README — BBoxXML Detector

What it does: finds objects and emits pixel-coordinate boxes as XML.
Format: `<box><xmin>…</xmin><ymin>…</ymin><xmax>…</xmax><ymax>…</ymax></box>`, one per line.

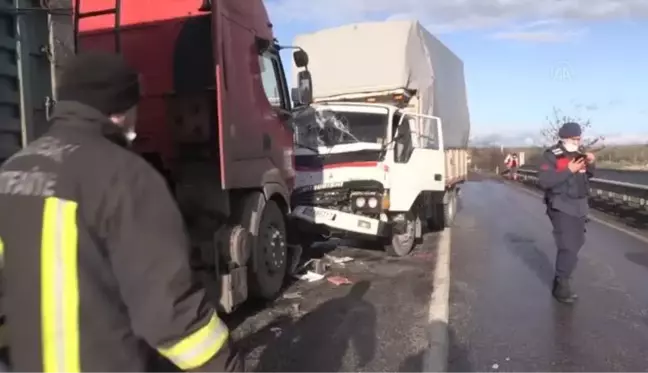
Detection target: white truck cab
<box><xmin>290</xmin><ymin>100</ymin><xmax>447</xmax><ymax>256</ymax></box>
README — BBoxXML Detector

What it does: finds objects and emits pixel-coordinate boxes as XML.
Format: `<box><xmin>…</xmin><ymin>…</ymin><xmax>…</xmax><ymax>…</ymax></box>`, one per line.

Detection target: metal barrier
<box><xmin>515</xmin><ymin>168</ymin><xmax>648</xmax><ymax>210</ymax></box>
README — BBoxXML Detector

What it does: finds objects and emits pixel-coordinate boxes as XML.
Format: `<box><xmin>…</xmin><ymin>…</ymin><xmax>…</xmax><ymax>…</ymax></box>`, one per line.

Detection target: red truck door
<box><xmin>211</xmin><ymin>0</ymin><xmax>295</xmax><ymax>191</ymax></box>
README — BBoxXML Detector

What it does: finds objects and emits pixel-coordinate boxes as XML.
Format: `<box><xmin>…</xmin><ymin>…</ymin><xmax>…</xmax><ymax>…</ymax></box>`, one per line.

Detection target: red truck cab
<box><xmin>71</xmin><ymin>0</ymin><xmax>313</xmax><ymax>312</ymax></box>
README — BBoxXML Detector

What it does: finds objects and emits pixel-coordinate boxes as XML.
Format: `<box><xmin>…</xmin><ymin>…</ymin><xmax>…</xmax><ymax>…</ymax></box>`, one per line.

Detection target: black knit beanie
<box><xmin>558</xmin><ymin>122</ymin><xmax>582</xmax><ymax>138</ymax></box>
<box><xmin>57</xmin><ymin>51</ymin><xmax>140</xmax><ymax>116</ymax></box>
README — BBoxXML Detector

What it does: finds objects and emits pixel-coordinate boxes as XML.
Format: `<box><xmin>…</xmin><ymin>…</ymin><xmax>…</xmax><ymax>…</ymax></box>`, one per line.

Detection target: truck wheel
<box><xmin>428</xmin><ymin>190</ymin><xmax>457</xmax><ymax>230</ymax></box>
<box><xmin>249</xmin><ymin>201</ymin><xmax>288</xmax><ymax>300</ymax></box>
<box><xmin>385</xmin><ymin>213</ymin><xmax>418</xmax><ymax>257</ymax></box>
<box><xmin>443</xmin><ymin>190</ymin><xmax>458</xmax><ymax>227</ymax></box>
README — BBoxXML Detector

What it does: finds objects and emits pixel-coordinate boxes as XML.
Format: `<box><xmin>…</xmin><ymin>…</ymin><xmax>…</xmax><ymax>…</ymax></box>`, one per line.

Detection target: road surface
<box><xmin>225</xmin><ymin>174</ymin><xmax>648</xmax><ymax>372</ymax></box>
<box><xmin>229</xmin><ymin>234</ymin><xmax>444</xmax><ymax>372</ymax></box>
<box><xmin>449</xmin><ymin>175</ymin><xmax>648</xmax><ymax>371</ymax></box>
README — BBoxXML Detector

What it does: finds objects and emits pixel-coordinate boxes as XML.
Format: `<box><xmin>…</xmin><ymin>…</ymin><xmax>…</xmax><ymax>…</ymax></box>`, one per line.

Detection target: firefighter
<box><xmin>0</xmin><ymin>52</ymin><xmax>243</xmax><ymax>371</ymax></box>
<box><xmin>538</xmin><ymin>122</ymin><xmax>595</xmax><ymax>303</ymax></box>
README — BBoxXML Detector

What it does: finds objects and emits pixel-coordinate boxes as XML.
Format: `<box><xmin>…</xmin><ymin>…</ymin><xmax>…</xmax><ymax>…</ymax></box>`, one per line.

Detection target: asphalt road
<box><xmin>228</xmin><ymin>234</ymin><xmax>442</xmax><ymax>372</ymax></box>
<box><xmin>449</xmin><ymin>175</ymin><xmax>648</xmax><ymax>371</ymax></box>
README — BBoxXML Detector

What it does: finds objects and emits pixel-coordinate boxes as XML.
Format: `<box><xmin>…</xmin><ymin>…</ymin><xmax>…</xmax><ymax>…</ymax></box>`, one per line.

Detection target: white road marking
<box><xmin>424</xmin><ymin>228</ymin><xmax>452</xmax><ymax>372</ymax></box>
<box><xmin>514</xmin><ymin>182</ymin><xmax>648</xmax><ymax>245</ymax></box>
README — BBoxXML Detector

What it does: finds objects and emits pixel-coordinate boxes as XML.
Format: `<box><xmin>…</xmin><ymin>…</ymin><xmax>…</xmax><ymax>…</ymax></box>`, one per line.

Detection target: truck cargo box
<box><xmin>293</xmin><ymin>20</ymin><xmax>471</xmax><ymax>149</ymax></box>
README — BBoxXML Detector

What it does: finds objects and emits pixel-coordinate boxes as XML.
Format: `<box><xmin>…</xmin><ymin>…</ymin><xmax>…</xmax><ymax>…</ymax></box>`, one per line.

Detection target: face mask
<box><xmin>111</xmin><ymin>106</ymin><xmax>138</xmax><ymax>145</ymax></box>
<box><xmin>562</xmin><ymin>140</ymin><xmax>579</xmax><ymax>152</ymax></box>
<box><xmin>124</xmin><ymin>129</ymin><xmax>137</xmax><ymax>143</ymax></box>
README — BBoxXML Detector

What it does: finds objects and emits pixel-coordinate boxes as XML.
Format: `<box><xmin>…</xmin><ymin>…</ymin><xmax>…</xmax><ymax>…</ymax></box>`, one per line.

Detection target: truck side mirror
<box><xmin>296</xmin><ymin>70</ymin><xmax>313</xmax><ymax>105</ymax></box>
<box><xmin>293</xmin><ymin>49</ymin><xmax>309</xmax><ymax>68</ymax></box>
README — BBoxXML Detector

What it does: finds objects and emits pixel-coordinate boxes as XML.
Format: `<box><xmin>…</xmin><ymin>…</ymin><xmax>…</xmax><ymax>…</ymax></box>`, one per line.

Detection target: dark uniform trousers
<box><xmin>547</xmin><ymin>208</ymin><xmax>586</xmax><ymax>279</ymax></box>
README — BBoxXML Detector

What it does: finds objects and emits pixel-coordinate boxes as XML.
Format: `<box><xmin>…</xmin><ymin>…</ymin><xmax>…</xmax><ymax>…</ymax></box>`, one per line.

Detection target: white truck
<box><xmin>289</xmin><ymin>20</ymin><xmax>471</xmax><ymax>256</ymax></box>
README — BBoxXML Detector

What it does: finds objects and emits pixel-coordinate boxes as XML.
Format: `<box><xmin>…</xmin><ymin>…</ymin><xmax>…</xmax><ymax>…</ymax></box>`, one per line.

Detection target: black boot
<box><xmin>552</xmin><ymin>276</ymin><xmax>578</xmax><ymax>303</ymax></box>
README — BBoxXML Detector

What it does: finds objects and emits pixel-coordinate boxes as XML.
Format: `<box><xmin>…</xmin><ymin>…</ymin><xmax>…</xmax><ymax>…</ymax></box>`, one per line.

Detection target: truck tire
<box><xmin>385</xmin><ymin>212</ymin><xmax>419</xmax><ymax>257</ymax></box>
<box><xmin>248</xmin><ymin>200</ymin><xmax>288</xmax><ymax>300</ymax></box>
<box><xmin>428</xmin><ymin>189</ymin><xmax>457</xmax><ymax>230</ymax></box>
<box><xmin>443</xmin><ymin>190</ymin><xmax>457</xmax><ymax>227</ymax></box>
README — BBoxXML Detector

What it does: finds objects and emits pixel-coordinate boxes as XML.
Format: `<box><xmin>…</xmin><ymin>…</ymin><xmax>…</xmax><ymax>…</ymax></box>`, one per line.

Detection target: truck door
<box><xmin>212</xmin><ymin>0</ymin><xmax>294</xmax><ymax>190</ymax></box>
<box><xmin>0</xmin><ymin>1</ymin><xmax>53</xmax><ymax>162</ymax></box>
<box><xmin>257</xmin><ymin>49</ymin><xmax>295</xmax><ymax>186</ymax></box>
<box><xmin>387</xmin><ymin>112</ymin><xmax>445</xmax><ymax>211</ymax></box>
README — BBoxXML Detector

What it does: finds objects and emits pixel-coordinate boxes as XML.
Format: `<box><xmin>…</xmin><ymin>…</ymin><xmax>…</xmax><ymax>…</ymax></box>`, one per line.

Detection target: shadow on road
<box><xmin>238</xmin><ymin>280</ymin><xmax>377</xmax><ymax>372</ymax></box>
<box><xmin>504</xmin><ymin>232</ymin><xmax>555</xmax><ymax>289</ymax></box>
<box><xmin>398</xmin><ymin>324</ymin><xmax>472</xmax><ymax>372</ymax></box>
<box><xmin>447</xmin><ymin>326</ymin><xmax>473</xmax><ymax>372</ymax></box>
<box><xmin>625</xmin><ymin>252</ymin><xmax>648</xmax><ymax>270</ymax></box>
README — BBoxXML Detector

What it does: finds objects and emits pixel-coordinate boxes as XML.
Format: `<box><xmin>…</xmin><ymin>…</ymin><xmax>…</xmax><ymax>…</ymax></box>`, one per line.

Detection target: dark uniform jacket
<box><xmin>0</xmin><ymin>101</ymin><xmax>230</xmax><ymax>372</ymax></box>
<box><xmin>538</xmin><ymin>143</ymin><xmax>595</xmax><ymax>217</ymax></box>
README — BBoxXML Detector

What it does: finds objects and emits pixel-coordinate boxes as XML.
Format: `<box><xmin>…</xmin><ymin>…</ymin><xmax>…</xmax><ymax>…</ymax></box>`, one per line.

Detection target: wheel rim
<box><xmin>262</xmin><ymin>224</ymin><xmax>286</xmax><ymax>273</ymax></box>
<box><xmin>393</xmin><ymin>218</ymin><xmax>415</xmax><ymax>251</ymax></box>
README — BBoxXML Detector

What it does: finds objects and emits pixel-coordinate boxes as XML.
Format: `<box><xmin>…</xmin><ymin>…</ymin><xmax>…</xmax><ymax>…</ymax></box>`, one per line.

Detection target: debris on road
<box><xmin>327</xmin><ymin>275</ymin><xmax>352</xmax><ymax>286</ymax></box>
<box><xmin>492</xmin><ymin>363</ymin><xmax>499</xmax><ymax>370</ymax></box>
<box><xmin>413</xmin><ymin>252</ymin><xmax>435</xmax><ymax>260</ymax></box>
<box><xmin>282</xmin><ymin>291</ymin><xmax>302</xmax><ymax>300</ymax></box>
<box><xmin>325</xmin><ymin>254</ymin><xmax>354</xmax><ymax>265</ymax></box>
<box><xmin>295</xmin><ymin>258</ymin><xmax>329</xmax><ymax>275</ymax></box>
<box><xmin>298</xmin><ymin>271</ymin><xmax>325</xmax><ymax>282</ymax></box>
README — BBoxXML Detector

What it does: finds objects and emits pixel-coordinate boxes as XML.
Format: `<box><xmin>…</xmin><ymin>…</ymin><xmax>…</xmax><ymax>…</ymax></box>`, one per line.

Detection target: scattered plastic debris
<box><xmin>327</xmin><ymin>276</ymin><xmax>352</xmax><ymax>286</ymax></box>
<box><xmin>270</xmin><ymin>327</ymin><xmax>282</xmax><ymax>337</ymax></box>
<box><xmin>295</xmin><ymin>258</ymin><xmax>329</xmax><ymax>275</ymax></box>
<box><xmin>325</xmin><ymin>254</ymin><xmax>354</xmax><ymax>265</ymax></box>
<box><xmin>413</xmin><ymin>252</ymin><xmax>435</xmax><ymax>260</ymax></box>
<box><xmin>492</xmin><ymin>363</ymin><xmax>499</xmax><ymax>370</ymax></box>
<box><xmin>505</xmin><ymin>357</ymin><xmax>510</xmax><ymax>361</ymax></box>
<box><xmin>282</xmin><ymin>291</ymin><xmax>302</xmax><ymax>300</ymax></box>
<box><xmin>298</xmin><ymin>271</ymin><xmax>325</xmax><ymax>282</ymax></box>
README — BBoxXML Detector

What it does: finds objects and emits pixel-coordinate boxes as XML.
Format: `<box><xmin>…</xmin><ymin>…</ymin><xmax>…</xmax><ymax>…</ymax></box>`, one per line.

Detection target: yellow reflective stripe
<box><xmin>41</xmin><ymin>197</ymin><xmax>80</xmax><ymax>373</ymax></box>
<box><xmin>157</xmin><ymin>312</ymin><xmax>229</xmax><ymax>370</ymax></box>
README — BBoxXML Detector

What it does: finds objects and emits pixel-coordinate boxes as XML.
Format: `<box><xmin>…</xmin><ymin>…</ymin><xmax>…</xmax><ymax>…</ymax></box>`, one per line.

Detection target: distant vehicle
<box><xmin>289</xmin><ymin>20</ymin><xmax>471</xmax><ymax>256</ymax></box>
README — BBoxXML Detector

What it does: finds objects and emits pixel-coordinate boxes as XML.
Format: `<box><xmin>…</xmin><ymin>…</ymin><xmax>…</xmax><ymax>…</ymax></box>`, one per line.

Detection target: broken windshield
<box><xmin>293</xmin><ymin>106</ymin><xmax>389</xmax><ymax>149</ymax></box>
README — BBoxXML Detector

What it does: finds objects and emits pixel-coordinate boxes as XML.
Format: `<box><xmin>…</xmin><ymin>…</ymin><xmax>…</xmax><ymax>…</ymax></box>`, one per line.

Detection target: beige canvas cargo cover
<box><xmin>293</xmin><ymin>20</ymin><xmax>471</xmax><ymax>148</ymax></box>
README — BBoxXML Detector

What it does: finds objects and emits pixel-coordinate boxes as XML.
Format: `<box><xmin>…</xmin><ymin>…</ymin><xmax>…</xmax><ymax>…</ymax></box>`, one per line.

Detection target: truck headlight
<box><xmin>355</xmin><ymin>196</ymin><xmax>366</xmax><ymax>208</ymax></box>
<box><xmin>367</xmin><ymin>196</ymin><xmax>378</xmax><ymax>208</ymax></box>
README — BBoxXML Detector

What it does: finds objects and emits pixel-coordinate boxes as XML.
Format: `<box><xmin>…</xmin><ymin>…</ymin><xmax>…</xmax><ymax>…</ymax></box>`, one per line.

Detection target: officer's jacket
<box><xmin>0</xmin><ymin>101</ymin><xmax>228</xmax><ymax>371</ymax></box>
<box><xmin>538</xmin><ymin>144</ymin><xmax>595</xmax><ymax>217</ymax></box>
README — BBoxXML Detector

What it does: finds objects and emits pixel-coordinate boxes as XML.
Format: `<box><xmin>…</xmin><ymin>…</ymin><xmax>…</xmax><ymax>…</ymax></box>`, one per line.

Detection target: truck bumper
<box><xmin>291</xmin><ymin>205</ymin><xmax>391</xmax><ymax>237</ymax></box>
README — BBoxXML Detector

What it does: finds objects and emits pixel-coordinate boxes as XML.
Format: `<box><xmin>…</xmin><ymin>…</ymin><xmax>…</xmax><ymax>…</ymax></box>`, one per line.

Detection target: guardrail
<box><xmin>514</xmin><ymin>168</ymin><xmax>648</xmax><ymax>210</ymax></box>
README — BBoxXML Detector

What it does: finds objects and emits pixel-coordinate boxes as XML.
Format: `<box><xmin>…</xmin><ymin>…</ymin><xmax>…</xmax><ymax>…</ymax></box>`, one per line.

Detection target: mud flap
<box><xmin>218</xmin><ymin>267</ymin><xmax>248</xmax><ymax>313</ymax></box>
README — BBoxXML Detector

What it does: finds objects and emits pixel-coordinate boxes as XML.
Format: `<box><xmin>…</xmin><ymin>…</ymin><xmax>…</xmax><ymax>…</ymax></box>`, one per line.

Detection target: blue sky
<box><xmin>265</xmin><ymin>0</ymin><xmax>648</xmax><ymax>143</ymax></box>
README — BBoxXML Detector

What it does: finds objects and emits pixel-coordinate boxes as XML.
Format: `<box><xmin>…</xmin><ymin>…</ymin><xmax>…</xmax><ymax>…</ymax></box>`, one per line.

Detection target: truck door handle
<box><xmin>263</xmin><ymin>133</ymin><xmax>271</xmax><ymax>150</ymax></box>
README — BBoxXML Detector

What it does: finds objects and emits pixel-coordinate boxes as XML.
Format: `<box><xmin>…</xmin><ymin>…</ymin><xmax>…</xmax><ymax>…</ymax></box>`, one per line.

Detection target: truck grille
<box><xmin>292</xmin><ymin>188</ymin><xmax>349</xmax><ymax>207</ymax></box>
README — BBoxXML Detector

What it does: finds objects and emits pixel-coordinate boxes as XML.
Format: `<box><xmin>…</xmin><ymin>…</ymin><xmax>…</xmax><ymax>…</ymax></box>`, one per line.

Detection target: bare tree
<box><xmin>540</xmin><ymin>107</ymin><xmax>604</xmax><ymax>150</ymax></box>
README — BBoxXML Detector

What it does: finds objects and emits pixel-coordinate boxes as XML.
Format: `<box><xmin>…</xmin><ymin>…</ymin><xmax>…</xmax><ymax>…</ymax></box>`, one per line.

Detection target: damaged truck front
<box><xmin>289</xmin><ymin>20</ymin><xmax>471</xmax><ymax>256</ymax></box>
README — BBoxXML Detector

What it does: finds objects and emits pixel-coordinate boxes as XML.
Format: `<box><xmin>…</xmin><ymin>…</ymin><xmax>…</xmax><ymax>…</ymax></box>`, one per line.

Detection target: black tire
<box><xmin>443</xmin><ymin>191</ymin><xmax>457</xmax><ymax>227</ymax></box>
<box><xmin>385</xmin><ymin>212</ymin><xmax>418</xmax><ymax>257</ymax></box>
<box><xmin>248</xmin><ymin>201</ymin><xmax>288</xmax><ymax>300</ymax></box>
<box><xmin>427</xmin><ymin>190</ymin><xmax>457</xmax><ymax>230</ymax></box>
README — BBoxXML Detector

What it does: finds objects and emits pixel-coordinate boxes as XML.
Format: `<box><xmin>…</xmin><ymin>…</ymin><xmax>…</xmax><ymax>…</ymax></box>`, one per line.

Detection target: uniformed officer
<box><xmin>538</xmin><ymin>122</ymin><xmax>595</xmax><ymax>303</ymax></box>
<box><xmin>0</xmin><ymin>52</ymin><xmax>242</xmax><ymax>371</ymax></box>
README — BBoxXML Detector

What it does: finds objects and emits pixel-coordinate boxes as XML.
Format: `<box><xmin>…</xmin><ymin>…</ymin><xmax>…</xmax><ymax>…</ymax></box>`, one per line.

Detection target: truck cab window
<box><xmin>259</xmin><ymin>53</ymin><xmax>287</xmax><ymax>110</ymax></box>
